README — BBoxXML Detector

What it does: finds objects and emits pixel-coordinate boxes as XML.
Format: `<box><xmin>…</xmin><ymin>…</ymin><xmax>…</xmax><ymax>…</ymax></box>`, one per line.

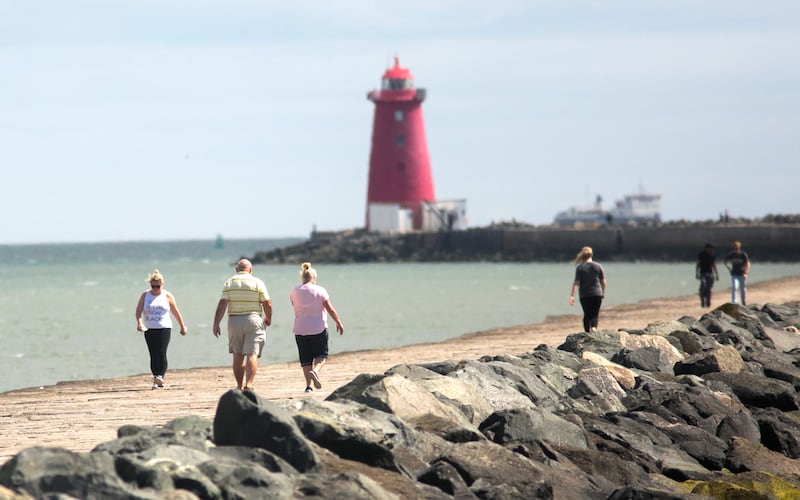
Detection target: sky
<box><xmin>1</xmin><ymin>1</ymin><xmax>799</xmax><ymax>244</ymax></box>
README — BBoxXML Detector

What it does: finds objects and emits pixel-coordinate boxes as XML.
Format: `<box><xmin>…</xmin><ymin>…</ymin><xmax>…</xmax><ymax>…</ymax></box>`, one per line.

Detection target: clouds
<box><xmin>1</xmin><ymin>2</ymin><xmax>798</xmax><ymax>243</ymax></box>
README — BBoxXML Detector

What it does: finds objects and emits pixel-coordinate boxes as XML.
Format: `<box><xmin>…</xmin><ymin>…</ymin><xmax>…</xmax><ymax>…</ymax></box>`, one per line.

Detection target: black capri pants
<box><xmin>294</xmin><ymin>330</ymin><xmax>329</xmax><ymax>367</ymax></box>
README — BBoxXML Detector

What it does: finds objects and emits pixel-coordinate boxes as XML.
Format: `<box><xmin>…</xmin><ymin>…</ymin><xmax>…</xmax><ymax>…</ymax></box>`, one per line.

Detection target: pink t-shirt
<box><xmin>290</xmin><ymin>283</ymin><xmax>330</xmax><ymax>335</ymax></box>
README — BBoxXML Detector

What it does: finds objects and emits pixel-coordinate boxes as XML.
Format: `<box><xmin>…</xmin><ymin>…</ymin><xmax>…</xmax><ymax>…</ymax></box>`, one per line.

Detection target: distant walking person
<box><xmin>290</xmin><ymin>262</ymin><xmax>344</xmax><ymax>393</ymax></box>
<box><xmin>569</xmin><ymin>246</ymin><xmax>607</xmax><ymax>332</ymax></box>
<box><xmin>724</xmin><ymin>241</ymin><xmax>750</xmax><ymax>305</ymax></box>
<box><xmin>213</xmin><ymin>259</ymin><xmax>272</xmax><ymax>391</ymax></box>
<box><xmin>135</xmin><ymin>269</ymin><xmax>188</xmax><ymax>389</ymax></box>
<box><xmin>696</xmin><ymin>243</ymin><xmax>719</xmax><ymax>307</ymax></box>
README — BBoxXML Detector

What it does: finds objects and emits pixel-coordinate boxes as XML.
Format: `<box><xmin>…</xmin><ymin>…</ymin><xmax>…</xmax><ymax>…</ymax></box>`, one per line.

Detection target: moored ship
<box><xmin>554</xmin><ymin>192</ymin><xmax>661</xmax><ymax>226</ymax></box>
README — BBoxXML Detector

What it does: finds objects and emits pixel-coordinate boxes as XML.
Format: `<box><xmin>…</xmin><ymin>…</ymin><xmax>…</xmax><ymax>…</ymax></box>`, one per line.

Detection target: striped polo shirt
<box><xmin>221</xmin><ymin>272</ymin><xmax>270</xmax><ymax>315</ymax></box>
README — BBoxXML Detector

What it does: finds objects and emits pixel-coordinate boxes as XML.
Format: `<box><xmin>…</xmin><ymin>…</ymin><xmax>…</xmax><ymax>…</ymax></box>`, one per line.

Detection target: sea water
<box><xmin>0</xmin><ymin>238</ymin><xmax>797</xmax><ymax>393</ymax></box>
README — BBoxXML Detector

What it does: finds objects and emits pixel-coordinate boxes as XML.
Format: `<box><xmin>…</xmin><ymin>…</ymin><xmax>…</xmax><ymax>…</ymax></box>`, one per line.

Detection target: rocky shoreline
<box><xmin>3</xmin><ymin>300</ymin><xmax>800</xmax><ymax>498</ymax></box>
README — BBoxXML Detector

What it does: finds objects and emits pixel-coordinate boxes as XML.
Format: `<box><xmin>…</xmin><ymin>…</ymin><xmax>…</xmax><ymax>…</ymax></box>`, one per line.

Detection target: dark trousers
<box><xmin>579</xmin><ymin>296</ymin><xmax>603</xmax><ymax>332</ymax></box>
<box><xmin>144</xmin><ymin>328</ymin><xmax>171</xmax><ymax>377</ymax></box>
<box><xmin>699</xmin><ymin>273</ymin><xmax>715</xmax><ymax>307</ymax></box>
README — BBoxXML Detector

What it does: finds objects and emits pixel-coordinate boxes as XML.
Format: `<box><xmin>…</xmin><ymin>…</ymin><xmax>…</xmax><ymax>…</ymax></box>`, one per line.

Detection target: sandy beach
<box><xmin>1</xmin><ymin>276</ymin><xmax>798</xmax><ymax>465</ymax></box>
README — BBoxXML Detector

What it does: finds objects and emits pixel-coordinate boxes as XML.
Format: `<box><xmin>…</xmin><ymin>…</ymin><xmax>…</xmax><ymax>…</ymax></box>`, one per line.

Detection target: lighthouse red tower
<box><xmin>366</xmin><ymin>57</ymin><xmax>435</xmax><ymax>230</ymax></box>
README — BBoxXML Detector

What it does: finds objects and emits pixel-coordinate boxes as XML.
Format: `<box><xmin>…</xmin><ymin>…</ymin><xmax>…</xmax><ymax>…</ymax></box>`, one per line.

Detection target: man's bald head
<box><xmin>236</xmin><ymin>259</ymin><xmax>253</xmax><ymax>273</ymax></box>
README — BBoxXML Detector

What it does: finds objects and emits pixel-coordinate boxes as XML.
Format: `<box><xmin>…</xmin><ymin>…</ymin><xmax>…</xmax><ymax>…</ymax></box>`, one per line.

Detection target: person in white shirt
<box><xmin>135</xmin><ymin>269</ymin><xmax>187</xmax><ymax>389</ymax></box>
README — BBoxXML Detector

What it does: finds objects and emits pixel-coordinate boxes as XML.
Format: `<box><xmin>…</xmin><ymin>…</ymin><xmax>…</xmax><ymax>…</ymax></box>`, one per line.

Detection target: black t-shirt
<box><xmin>574</xmin><ymin>261</ymin><xmax>605</xmax><ymax>298</ymax></box>
<box><xmin>697</xmin><ymin>251</ymin><xmax>716</xmax><ymax>274</ymax></box>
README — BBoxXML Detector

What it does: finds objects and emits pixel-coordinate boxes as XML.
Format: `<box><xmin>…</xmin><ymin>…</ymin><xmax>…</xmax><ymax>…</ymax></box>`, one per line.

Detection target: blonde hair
<box><xmin>573</xmin><ymin>246</ymin><xmax>593</xmax><ymax>265</ymax></box>
<box><xmin>300</xmin><ymin>261</ymin><xmax>317</xmax><ymax>283</ymax></box>
<box><xmin>147</xmin><ymin>269</ymin><xmax>164</xmax><ymax>284</ymax></box>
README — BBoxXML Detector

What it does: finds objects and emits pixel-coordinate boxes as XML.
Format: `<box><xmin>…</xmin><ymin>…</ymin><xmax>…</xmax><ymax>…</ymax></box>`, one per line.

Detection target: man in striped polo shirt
<box><xmin>213</xmin><ymin>259</ymin><xmax>272</xmax><ymax>391</ymax></box>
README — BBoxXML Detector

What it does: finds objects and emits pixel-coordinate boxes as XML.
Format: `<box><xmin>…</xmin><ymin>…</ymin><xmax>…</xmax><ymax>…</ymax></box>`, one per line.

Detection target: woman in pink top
<box><xmin>289</xmin><ymin>262</ymin><xmax>344</xmax><ymax>393</ymax></box>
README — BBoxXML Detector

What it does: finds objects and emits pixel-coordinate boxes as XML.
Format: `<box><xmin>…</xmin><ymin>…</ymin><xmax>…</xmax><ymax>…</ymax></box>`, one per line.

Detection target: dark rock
<box><xmin>753</xmin><ymin>408</ymin><xmax>800</xmax><ymax>458</ymax></box>
<box><xmin>282</xmin><ymin>398</ymin><xmax>438</xmax><ymax>475</ymax></box>
<box><xmin>725</xmin><ymin>436</ymin><xmax>800</xmax><ymax>478</ymax></box>
<box><xmin>627</xmin><ymin>411</ymin><xmax>727</xmax><ymax>470</ymax></box>
<box><xmin>479</xmin><ymin>407</ymin><xmax>588</xmax><ymax>450</ymax></box>
<box><xmin>558</xmin><ymin>446</ymin><xmax>652</xmax><ymax>489</ymax></box>
<box><xmin>607</xmin><ymin>486</ymin><xmax>708</xmax><ymax>499</ymax></box>
<box><xmin>208</xmin><ymin>446</ymin><xmax>299</xmax><ymax>475</ymax></box>
<box><xmin>212</xmin><ymin>389</ymin><xmax>319</xmax><ymax>472</ymax></box>
<box><xmin>716</xmin><ymin>411</ymin><xmax>761</xmax><ymax>443</ymax></box>
<box><xmin>529</xmin><ymin>343</ymin><xmax>588</xmax><ymax>372</ymax></box>
<box><xmin>325</xmin><ymin>373</ymin><xmax>390</xmax><ymax>412</ymax></box>
<box><xmin>95</xmin><ymin>416</ymin><xmax>213</xmax><ymax>457</ymax></box>
<box><xmin>0</xmin><ymin>447</ymin><xmax>143</xmax><ymax>499</ymax></box>
<box><xmin>293</xmin><ymin>470</ymin><xmax>401</xmax><ymax>500</ymax></box>
<box><xmin>196</xmin><ymin>456</ymin><xmax>295</xmax><ymax>499</ymax></box>
<box><xmin>613</xmin><ymin>347</ymin><xmax>674</xmax><ymax>373</ymax></box>
<box><xmin>432</xmin><ymin>441</ymin><xmax>551</xmax><ymax>499</ymax></box>
<box><xmin>761</xmin><ymin>303</ymin><xmax>800</xmax><ymax>328</ymax></box>
<box><xmin>558</xmin><ymin>330</ymin><xmax>623</xmax><ymax>360</ymax></box>
<box><xmin>741</xmin><ymin>346</ymin><xmax>800</xmax><ymax>389</ymax></box>
<box><xmin>703</xmin><ymin>372</ymin><xmax>800</xmax><ymax>411</ymax></box>
<box><xmin>416</xmin><ymin>359</ymin><xmax>462</xmax><ymax>375</ymax></box>
<box><xmin>416</xmin><ymin>461</ymin><xmax>476</xmax><ymax>498</ymax></box>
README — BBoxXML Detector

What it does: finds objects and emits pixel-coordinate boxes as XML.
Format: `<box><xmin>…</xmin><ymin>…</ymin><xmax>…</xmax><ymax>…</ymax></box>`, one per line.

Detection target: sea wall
<box><xmin>252</xmin><ymin>224</ymin><xmax>800</xmax><ymax>263</ymax></box>
<box><xmin>434</xmin><ymin>224</ymin><xmax>800</xmax><ymax>261</ymax></box>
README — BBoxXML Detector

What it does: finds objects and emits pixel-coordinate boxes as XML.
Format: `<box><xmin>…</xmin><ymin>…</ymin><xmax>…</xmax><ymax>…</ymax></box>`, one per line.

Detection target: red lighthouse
<box><xmin>366</xmin><ymin>57</ymin><xmax>435</xmax><ymax>230</ymax></box>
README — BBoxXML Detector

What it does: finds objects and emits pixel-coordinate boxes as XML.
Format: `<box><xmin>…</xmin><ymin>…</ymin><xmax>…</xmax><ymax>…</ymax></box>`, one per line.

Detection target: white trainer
<box><xmin>309</xmin><ymin>370</ymin><xmax>322</xmax><ymax>389</ymax></box>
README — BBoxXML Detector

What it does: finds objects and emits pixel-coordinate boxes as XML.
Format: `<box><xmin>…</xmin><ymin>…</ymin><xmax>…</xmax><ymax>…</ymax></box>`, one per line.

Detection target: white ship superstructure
<box><xmin>554</xmin><ymin>191</ymin><xmax>661</xmax><ymax>226</ymax></box>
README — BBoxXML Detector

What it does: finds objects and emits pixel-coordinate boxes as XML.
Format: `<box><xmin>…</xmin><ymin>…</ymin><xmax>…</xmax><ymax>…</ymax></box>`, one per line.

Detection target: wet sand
<box><xmin>1</xmin><ymin>276</ymin><xmax>798</xmax><ymax>464</ymax></box>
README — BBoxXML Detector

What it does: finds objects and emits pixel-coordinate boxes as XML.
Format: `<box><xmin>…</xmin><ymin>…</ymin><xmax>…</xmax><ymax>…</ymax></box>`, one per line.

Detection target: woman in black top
<box><xmin>569</xmin><ymin>246</ymin><xmax>607</xmax><ymax>332</ymax></box>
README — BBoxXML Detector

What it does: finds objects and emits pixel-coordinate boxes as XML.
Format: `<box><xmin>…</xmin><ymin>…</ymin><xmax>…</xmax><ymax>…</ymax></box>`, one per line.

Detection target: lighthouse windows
<box><xmin>395</xmin><ymin>135</ymin><xmax>405</xmax><ymax>147</ymax></box>
<box><xmin>394</xmin><ymin>110</ymin><xmax>404</xmax><ymax>122</ymax></box>
<box><xmin>382</xmin><ymin>78</ymin><xmax>413</xmax><ymax>90</ymax></box>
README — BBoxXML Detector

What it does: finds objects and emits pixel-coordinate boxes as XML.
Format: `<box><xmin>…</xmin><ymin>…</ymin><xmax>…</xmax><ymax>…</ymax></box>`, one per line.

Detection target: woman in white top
<box><xmin>135</xmin><ymin>269</ymin><xmax>187</xmax><ymax>389</ymax></box>
<box><xmin>289</xmin><ymin>262</ymin><xmax>344</xmax><ymax>393</ymax></box>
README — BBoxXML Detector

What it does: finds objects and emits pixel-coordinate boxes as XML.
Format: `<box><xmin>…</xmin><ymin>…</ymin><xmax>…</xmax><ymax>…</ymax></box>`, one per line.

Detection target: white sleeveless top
<box><xmin>142</xmin><ymin>290</ymin><xmax>172</xmax><ymax>329</ymax></box>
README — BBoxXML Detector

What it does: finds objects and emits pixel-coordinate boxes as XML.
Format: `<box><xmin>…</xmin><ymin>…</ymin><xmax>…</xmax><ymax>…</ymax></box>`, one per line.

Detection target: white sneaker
<box><xmin>309</xmin><ymin>370</ymin><xmax>322</xmax><ymax>389</ymax></box>
<box><xmin>155</xmin><ymin>375</ymin><xmax>164</xmax><ymax>387</ymax></box>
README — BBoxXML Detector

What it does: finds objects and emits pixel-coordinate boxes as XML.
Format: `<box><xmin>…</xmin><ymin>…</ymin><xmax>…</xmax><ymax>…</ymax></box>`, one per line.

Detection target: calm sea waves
<box><xmin>0</xmin><ymin>238</ymin><xmax>798</xmax><ymax>393</ymax></box>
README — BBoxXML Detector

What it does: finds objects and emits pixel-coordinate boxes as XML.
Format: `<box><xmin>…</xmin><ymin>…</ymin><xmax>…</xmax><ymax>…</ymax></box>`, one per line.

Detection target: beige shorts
<box><xmin>227</xmin><ymin>313</ymin><xmax>266</xmax><ymax>357</ymax></box>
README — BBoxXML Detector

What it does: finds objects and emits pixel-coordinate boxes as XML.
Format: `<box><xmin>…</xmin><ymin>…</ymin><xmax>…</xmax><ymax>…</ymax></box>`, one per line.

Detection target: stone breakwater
<box><xmin>251</xmin><ymin>223</ymin><xmax>800</xmax><ymax>263</ymax></box>
<box><xmin>3</xmin><ymin>303</ymin><xmax>800</xmax><ymax>498</ymax></box>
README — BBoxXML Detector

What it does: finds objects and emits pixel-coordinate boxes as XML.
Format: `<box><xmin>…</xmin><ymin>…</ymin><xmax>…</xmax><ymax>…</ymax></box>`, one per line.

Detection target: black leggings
<box><xmin>144</xmin><ymin>328</ymin><xmax>171</xmax><ymax>377</ymax></box>
<box><xmin>579</xmin><ymin>296</ymin><xmax>603</xmax><ymax>332</ymax></box>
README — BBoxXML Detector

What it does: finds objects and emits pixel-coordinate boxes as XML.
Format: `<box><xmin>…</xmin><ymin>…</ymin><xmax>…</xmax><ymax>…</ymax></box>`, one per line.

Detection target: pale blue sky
<box><xmin>1</xmin><ymin>1</ymin><xmax>798</xmax><ymax>243</ymax></box>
